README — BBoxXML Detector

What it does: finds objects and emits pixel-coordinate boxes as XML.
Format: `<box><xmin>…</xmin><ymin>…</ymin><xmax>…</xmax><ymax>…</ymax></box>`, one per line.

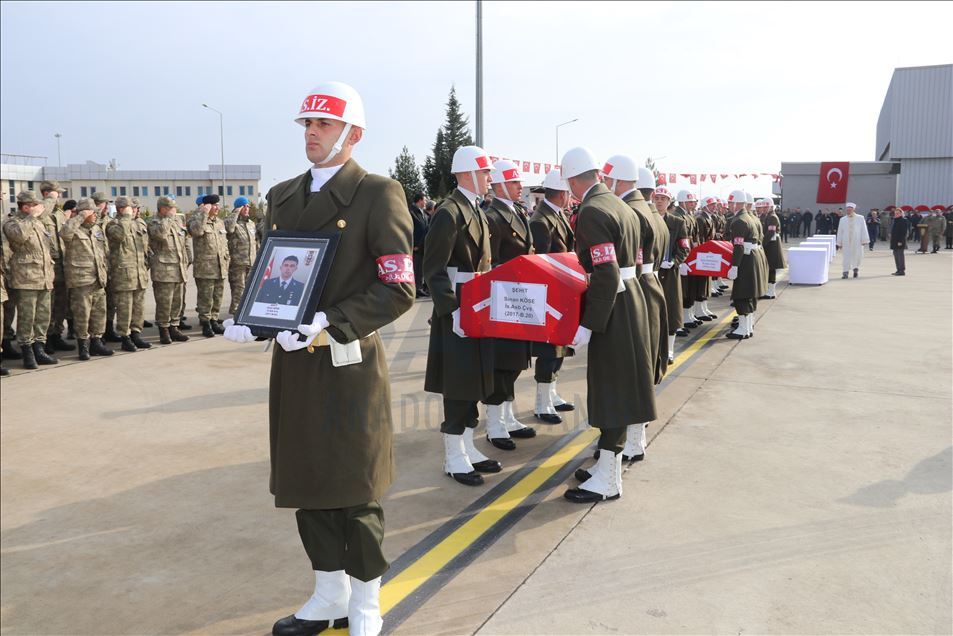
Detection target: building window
<box><xmin>185</xmin><ymin>186</ymin><xmax>191</xmax><ymax>196</ymax></box>
<box><xmin>120</xmin><ymin>186</ymin><xmax>127</xmax><ymax>196</ymax></box>
<box><xmin>90</xmin><ymin>187</ymin><xmax>97</xmax><ymax>194</ymax></box>
<box><xmin>247</xmin><ymin>185</ymin><xmax>254</xmax><ymax>196</ymax></box>
<box><xmin>226</xmin><ymin>185</ymin><xmax>233</xmax><ymax>196</ymax></box>
<box><xmin>133</xmin><ymin>186</ymin><xmax>140</xmax><ymax>196</ymax></box>
<box><xmin>154</xmin><ymin>186</ymin><xmax>161</xmax><ymax>196</ymax></box>
<box><xmin>176</xmin><ymin>186</ymin><xmax>183</xmax><ymax>197</ymax></box>
<box><xmin>163</xmin><ymin>186</ymin><xmax>170</xmax><ymax>195</ymax></box>
<box><xmin>218</xmin><ymin>185</ymin><xmax>224</xmax><ymax>196</ymax></box>
<box><xmin>239</xmin><ymin>185</ymin><xmax>245</xmax><ymax>196</ymax></box>
<box><xmin>142</xmin><ymin>185</ymin><xmax>149</xmax><ymax>195</ymax></box>
<box><xmin>111</xmin><ymin>186</ymin><xmax>118</xmax><ymax>196</ymax></box>
<box><xmin>27</xmin><ymin>181</ymin><xmax>34</xmax><ymax>190</ymax></box>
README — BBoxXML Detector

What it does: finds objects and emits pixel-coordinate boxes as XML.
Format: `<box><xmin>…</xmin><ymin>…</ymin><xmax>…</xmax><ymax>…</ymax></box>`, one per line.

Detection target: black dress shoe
<box><xmin>574</xmin><ymin>468</ymin><xmax>592</xmax><ymax>482</ymax></box>
<box><xmin>564</xmin><ymin>487</ymin><xmax>619</xmax><ymax>504</ymax></box>
<box><xmin>554</xmin><ymin>401</ymin><xmax>575</xmax><ymax>412</ymax></box>
<box><xmin>891</xmin><ymin>271</ymin><xmax>905</xmax><ymax>276</ymax></box>
<box><xmin>675</xmin><ymin>329</ymin><xmax>689</xmax><ymax>337</ymax></box>
<box><xmin>535</xmin><ymin>412</ymin><xmax>563</xmax><ymax>424</ymax></box>
<box><xmin>725</xmin><ymin>332</ymin><xmax>748</xmax><ymax>340</ymax></box>
<box><xmin>627</xmin><ymin>453</ymin><xmax>645</xmax><ymax>463</ymax></box>
<box><xmin>684</xmin><ymin>321</ymin><xmax>697</xmax><ymax>329</ymax></box>
<box><xmin>509</xmin><ymin>427</ymin><xmax>536</xmax><ymax>439</ymax></box>
<box><xmin>696</xmin><ymin>314</ymin><xmax>713</xmax><ymax>322</ymax></box>
<box><xmin>272</xmin><ymin>614</ymin><xmax>348</xmax><ymax>636</ymax></box>
<box><xmin>487</xmin><ymin>435</ymin><xmax>516</xmax><ymax>451</ymax></box>
<box><xmin>448</xmin><ymin>470</ymin><xmax>484</xmax><ymax>486</ymax></box>
<box><xmin>706</xmin><ymin>313</ymin><xmax>718</xmax><ymax>319</ymax></box>
<box><xmin>472</xmin><ymin>459</ymin><xmax>502</xmax><ymax>473</ymax></box>
<box><xmin>668</xmin><ymin>356</ymin><xmax>674</xmax><ymax>364</ymax></box>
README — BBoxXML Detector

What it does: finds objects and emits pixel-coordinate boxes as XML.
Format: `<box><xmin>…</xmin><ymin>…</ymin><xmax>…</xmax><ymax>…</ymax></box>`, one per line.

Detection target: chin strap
<box><xmin>315</xmin><ymin>123</ymin><xmax>353</xmax><ymax>165</ymax></box>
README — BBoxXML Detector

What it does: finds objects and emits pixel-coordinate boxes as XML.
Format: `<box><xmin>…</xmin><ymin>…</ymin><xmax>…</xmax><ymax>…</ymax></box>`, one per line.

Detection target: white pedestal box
<box><xmin>788</xmin><ymin>247</ymin><xmax>830</xmax><ymax>285</ymax></box>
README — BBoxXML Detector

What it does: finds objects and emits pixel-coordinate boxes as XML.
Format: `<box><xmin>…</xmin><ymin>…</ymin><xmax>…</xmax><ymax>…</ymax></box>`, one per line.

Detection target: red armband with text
<box><xmin>590</xmin><ymin>243</ymin><xmax>617</xmax><ymax>265</ymax></box>
<box><xmin>376</xmin><ymin>254</ymin><xmax>415</xmax><ymax>284</ymax></box>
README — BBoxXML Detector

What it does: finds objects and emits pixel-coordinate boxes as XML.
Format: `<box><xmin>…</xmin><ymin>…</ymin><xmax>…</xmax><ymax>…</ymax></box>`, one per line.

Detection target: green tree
<box><xmin>645</xmin><ymin>157</ymin><xmax>659</xmax><ymax>185</ymax></box>
<box><xmin>389</xmin><ymin>146</ymin><xmax>425</xmax><ymax>205</ymax></box>
<box><xmin>423</xmin><ymin>86</ymin><xmax>474</xmax><ymax>200</ymax></box>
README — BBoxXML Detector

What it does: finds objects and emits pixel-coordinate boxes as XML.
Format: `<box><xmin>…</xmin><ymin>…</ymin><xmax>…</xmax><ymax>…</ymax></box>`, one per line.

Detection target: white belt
<box><xmin>447</xmin><ymin>266</ymin><xmax>480</xmax><ymax>284</ymax></box>
<box><xmin>640</xmin><ymin>263</ymin><xmax>654</xmax><ymax>275</ymax></box>
<box><xmin>743</xmin><ymin>242</ymin><xmax>762</xmax><ymax>254</ymax></box>
<box><xmin>617</xmin><ymin>265</ymin><xmax>638</xmax><ymax>293</ymax></box>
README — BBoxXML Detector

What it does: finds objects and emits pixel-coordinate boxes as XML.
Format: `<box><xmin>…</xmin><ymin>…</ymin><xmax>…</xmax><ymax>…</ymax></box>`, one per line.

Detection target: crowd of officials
<box><xmin>1</xmin><ymin>181</ymin><xmax>261</xmax><ymax>374</ymax></box>
<box><xmin>778</xmin><ymin>205</ymin><xmax>953</xmax><ymax>252</ymax></box>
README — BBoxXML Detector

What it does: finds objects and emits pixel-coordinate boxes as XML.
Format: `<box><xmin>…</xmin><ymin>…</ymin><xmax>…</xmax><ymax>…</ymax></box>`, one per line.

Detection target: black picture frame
<box><xmin>234</xmin><ymin>230</ymin><xmax>340</xmax><ymax>338</ymax></box>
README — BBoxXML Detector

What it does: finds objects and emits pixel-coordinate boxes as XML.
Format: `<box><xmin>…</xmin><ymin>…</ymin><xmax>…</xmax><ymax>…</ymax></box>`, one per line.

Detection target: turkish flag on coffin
<box><xmin>817</xmin><ymin>161</ymin><xmax>850</xmax><ymax>204</ymax></box>
<box><xmin>684</xmin><ymin>240</ymin><xmax>734</xmax><ymax>277</ymax></box>
<box><xmin>459</xmin><ymin>253</ymin><xmax>588</xmax><ymax>346</ymax></box>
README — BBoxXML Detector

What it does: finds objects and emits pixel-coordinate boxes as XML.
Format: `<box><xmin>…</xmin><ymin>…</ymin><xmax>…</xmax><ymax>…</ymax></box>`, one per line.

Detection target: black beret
<box><xmin>202</xmin><ymin>194</ymin><xmax>221</xmax><ymax>205</ymax></box>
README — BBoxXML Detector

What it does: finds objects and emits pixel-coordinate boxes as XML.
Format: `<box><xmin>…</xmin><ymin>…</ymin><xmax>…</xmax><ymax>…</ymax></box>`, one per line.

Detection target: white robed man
<box><xmin>836</xmin><ymin>202</ymin><xmax>868</xmax><ymax>279</ymax></box>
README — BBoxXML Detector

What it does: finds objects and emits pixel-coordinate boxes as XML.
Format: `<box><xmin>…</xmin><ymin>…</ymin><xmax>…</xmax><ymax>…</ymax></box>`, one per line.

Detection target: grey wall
<box><xmin>780</xmin><ymin>162</ymin><xmax>899</xmax><ymax>213</ymax></box>
<box><xmin>898</xmin><ymin>158</ymin><xmax>953</xmax><ymax>205</ymax></box>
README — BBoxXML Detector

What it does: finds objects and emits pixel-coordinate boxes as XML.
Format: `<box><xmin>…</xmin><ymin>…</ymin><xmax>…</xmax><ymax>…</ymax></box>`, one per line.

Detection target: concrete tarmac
<box><xmin>1</xmin><ymin>244</ymin><xmax>950</xmax><ymax>635</ymax></box>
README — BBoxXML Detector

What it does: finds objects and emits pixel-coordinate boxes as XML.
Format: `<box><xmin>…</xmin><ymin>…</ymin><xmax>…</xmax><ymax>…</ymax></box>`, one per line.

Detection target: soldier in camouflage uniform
<box><xmin>38</xmin><ymin>180</ymin><xmax>76</xmax><ymax>354</ymax></box>
<box><xmin>132</xmin><ymin>197</ymin><xmax>154</xmax><ymax>329</ymax></box>
<box><xmin>188</xmin><ymin>194</ymin><xmax>229</xmax><ymax>337</ymax></box>
<box><xmin>60</xmin><ymin>198</ymin><xmax>114</xmax><ymax>360</ymax></box>
<box><xmin>225</xmin><ymin>196</ymin><xmax>258</xmax><ymax>315</ymax></box>
<box><xmin>1</xmin><ymin>235</ymin><xmax>9</xmax><ymax>375</ymax></box>
<box><xmin>174</xmin><ymin>201</ymin><xmax>196</xmax><ymax>331</ymax></box>
<box><xmin>148</xmin><ymin>196</ymin><xmax>190</xmax><ymax>344</ymax></box>
<box><xmin>1</xmin><ymin>214</ymin><xmax>21</xmax><ymax>362</ymax></box>
<box><xmin>106</xmin><ymin>197</ymin><xmax>150</xmax><ymax>351</ymax></box>
<box><xmin>2</xmin><ymin>191</ymin><xmax>58</xmax><ymax>368</ymax></box>
<box><xmin>91</xmin><ymin>191</ymin><xmax>120</xmax><ymax>342</ymax></box>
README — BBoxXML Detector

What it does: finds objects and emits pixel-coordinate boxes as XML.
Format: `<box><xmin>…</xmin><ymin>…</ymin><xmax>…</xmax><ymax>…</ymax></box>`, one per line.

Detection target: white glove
<box><xmin>571</xmin><ymin>325</ymin><xmax>592</xmax><ymax>347</ymax></box>
<box><xmin>297</xmin><ymin>311</ymin><xmax>329</xmax><ymax>338</ymax></box>
<box><xmin>727</xmin><ymin>266</ymin><xmax>738</xmax><ymax>280</ymax></box>
<box><xmin>660</xmin><ymin>260</ymin><xmax>674</xmax><ymax>269</ymax></box>
<box><xmin>451</xmin><ymin>308</ymin><xmax>467</xmax><ymax>338</ymax></box>
<box><xmin>222</xmin><ymin>318</ymin><xmax>256</xmax><ymax>343</ymax></box>
<box><xmin>275</xmin><ymin>329</ymin><xmax>318</xmax><ymax>352</ymax></box>
<box><xmin>678</xmin><ymin>263</ymin><xmax>690</xmax><ymax>276</ymax></box>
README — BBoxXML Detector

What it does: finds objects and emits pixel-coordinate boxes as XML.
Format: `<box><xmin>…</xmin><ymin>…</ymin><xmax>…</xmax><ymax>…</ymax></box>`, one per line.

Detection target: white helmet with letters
<box><xmin>451</xmin><ymin>145</ymin><xmax>492</xmax><ymax>174</ymax></box>
<box><xmin>601</xmin><ymin>154</ymin><xmax>639</xmax><ymax>182</ymax></box>
<box><xmin>295</xmin><ymin>81</ymin><xmax>366</xmax><ymax>165</ymax></box>
<box><xmin>677</xmin><ymin>190</ymin><xmax>697</xmax><ymax>203</ymax></box>
<box><xmin>490</xmin><ymin>159</ymin><xmax>522</xmax><ymax>184</ymax></box>
<box><xmin>727</xmin><ymin>189</ymin><xmax>747</xmax><ymax>205</ymax></box>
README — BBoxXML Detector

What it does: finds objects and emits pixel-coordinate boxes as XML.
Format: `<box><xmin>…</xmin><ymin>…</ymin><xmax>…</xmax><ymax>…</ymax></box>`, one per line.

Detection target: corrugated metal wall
<box><xmin>876</xmin><ymin>77</ymin><xmax>894</xmax><ymax>160</ymax></box>
<box><xmin>897</xmin><ymin>158</ymin><xmax>953</xmax><ymax>205</ymax></box>
<box><xmin>888</xmin><ymin>65</ymin><xmax>953</xmax><ymax>160</ymax></box>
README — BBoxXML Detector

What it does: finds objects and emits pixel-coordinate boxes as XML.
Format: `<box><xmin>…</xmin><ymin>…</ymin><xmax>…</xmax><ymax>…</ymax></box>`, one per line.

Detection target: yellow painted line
<box><xmin>378</xmin><ymin>310</ymin><xmax>736</xmax><ymax>615</ymax></box>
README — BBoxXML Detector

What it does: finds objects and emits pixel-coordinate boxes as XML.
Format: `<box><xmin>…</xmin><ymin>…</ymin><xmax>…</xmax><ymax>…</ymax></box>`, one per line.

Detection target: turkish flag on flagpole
<box><xmin>817</xmin><ymin>161</ymin><xmax>850</xmax><ymax>203</ymax></box>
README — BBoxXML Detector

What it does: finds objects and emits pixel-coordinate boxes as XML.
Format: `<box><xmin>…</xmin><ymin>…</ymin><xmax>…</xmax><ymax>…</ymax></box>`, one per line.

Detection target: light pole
<box><xmin>202</xmin><ymin>104</ymin><xmax>225</xmax><ymax>202</ymax></box>
<box><xmin>475</xmin><ymin>0</ymin><xmax>483</xmax><ymax>147</ymax></box>
<box><xmin>555</xmin><ymin>118</ymin><xmax>578</xmax><ymax>164</ymax></box>
<box><xmin>54</xmin><ymin>133</ymin><xmax>62</xmax><ymax>166</ymax></box>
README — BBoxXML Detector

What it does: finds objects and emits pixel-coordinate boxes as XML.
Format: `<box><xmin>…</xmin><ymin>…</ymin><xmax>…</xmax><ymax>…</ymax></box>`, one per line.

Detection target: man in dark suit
<box><xmin>802</xmin><ymin>209</ymin><xmax>814</xmax><ymax>236</ymax></box>
<box><xmin>409</xmin><ymin>192</ymin><xmax>429</xmax><ymax>297</ymax></box>
<box><xmin>890</xmin><ymin>208</ymin><xmax>909</xmax><ymax>276</ymax></box>
<box><xmin>257</xmin><ymin>255</ymin><xmax>306</xmax><ymax>305</ymax></box>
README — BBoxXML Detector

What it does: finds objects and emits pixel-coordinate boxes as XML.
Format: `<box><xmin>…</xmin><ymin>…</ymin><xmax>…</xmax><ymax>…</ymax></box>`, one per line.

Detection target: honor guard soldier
<box><xmin>602</xmin><ymin>155</ymin><xmax>668</xmax><ymax>461</ymax></box>
<box><xmin>560</xmin><ymin>148</ymin><xmax>657</xmax><ymax>503</ymax></box>
<box><xmin>188</xmin><ymin>195</ymin><xmax>229</xmax><ymax>336</ymax></box>
<box><xmin>39</xmin><ymin>180</ymin><xmax>75</xmax><ymax>354</ymax></box>
<box><xmin>529</xmin><ymin>169</ymin><xmax>576</xmax><ymax>423</ymax></box>
<box><xmin>701</xmin><ymin>197</ymin><xmax>725</xmax><ymax>297</ymax></box>
<box><xmin>481</xmin><ymin>160</ymin><xmax>536</xmax><ymax>448</ymax></box>
<box><xmin>224</xmin><ymin>81</ymin><xmax>414</xmax><ymax>636</ymax></box>
<box><xmin>757</xmin><ymin>199</ymin><xmax>786</xmax><ymax>299</ymax></box>
<box><xmin>690</xmin><ymin>196</ymin><xmax>718</xmax><ymax>320</ymax></box>
<box><xmin>673</xmin><ymin>191</ymin><xmax>701</xmax><ymax>329</ymax></box>
<box><xmin>225</xmin><ymin>195</ymin><xmax>259</xmax><ymax>315</ymax></box>
<box><xmin>2</xmin><ymin>191</ymin><xmax>58</xmax><ymax>368</ymax></box>
<box><xmin>653</xmin><ymin>186</ymin><xmax>690</xmax><ymax>359</ymax></box>
<box><xmin>60</xmin><ymin>198</ymin><xmax>114</xmax><ymax>359</ymax></box>
<box><xmin>423</xmin><ymin>145</ymin><xmax>501</xmax><ymax>487</ymax></box>
<box><xmin>148</xmin><ymin>196</ymin><xmax>190</xmax><ymax>344</ymax></box>
<box><xmin>725</xmin><ymin>190</ymin><xmax>766</xmax><ymax>339</ymax></box>
<box><xmin>106</xmin><ymin>197</ymin><xmax>151</xmax><ymax>351</ymax></box>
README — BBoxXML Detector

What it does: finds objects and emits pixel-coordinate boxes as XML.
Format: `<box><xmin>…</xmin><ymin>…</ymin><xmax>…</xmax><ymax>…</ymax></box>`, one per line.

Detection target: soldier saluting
<box><xmin>224</xmin><ymin>81</ymin><xmax>414</xmax><ymax>636</ymax></box>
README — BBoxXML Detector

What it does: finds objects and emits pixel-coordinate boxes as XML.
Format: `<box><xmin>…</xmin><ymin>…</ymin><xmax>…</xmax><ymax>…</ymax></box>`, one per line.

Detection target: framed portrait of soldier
<box><xmin>235</xmin><ymin>231</ymin><xmax>340</xmax><ymax>337</ymax></box>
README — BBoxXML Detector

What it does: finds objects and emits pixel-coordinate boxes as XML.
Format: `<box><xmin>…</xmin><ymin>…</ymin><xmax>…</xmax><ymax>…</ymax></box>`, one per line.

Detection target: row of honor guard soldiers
<box><xmin>1</xmin><ymin>185</ymin><xmax>259</xmax><ymax>370</ymax></box>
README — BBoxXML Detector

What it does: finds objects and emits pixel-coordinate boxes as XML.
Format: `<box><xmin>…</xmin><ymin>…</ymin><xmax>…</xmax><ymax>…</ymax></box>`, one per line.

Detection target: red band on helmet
<box><xmin>590</xmin><ymin>242</ymin><xmax>617</xmax><ymax>265</ymax></box>
<box><xmin>602</xmin><ymin>162</ymin><xmax>614</xmax><ymax>175</ymax></box>
<box><xmin>376</xmin><ymin>254</ymin><xmax>415</xmax><ymax>284</ymax></box>
<box><xmin>475</xmin><ymin>156</ymin><xmax>490</xmax><ymax>169</ymax></box>
<box><xmin>503</xmin><ymin>168</ymin><xmax>519</xmax><ymax>180</ymax></box>
<box><xmin>300</xmin><ymin>94</ymin><xmax>347</xmax><ymax>117</ymax></box>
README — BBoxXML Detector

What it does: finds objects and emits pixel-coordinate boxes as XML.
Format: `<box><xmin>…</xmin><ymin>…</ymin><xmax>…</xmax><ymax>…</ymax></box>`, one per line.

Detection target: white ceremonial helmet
<box><xmin>451</xmin><ymin>145</ymin><xmax>492</xmax><ymax>173</ymax></box>
<box><xmin>745</xmin><ymin>191</ymin><xmax>754</xmax><ymax>204</ymax></box>
<box><xmin>559</xmin><ymin>147</ymin><xmax>601</xmax><ymax>179</ymax></box>
<box><xmin>755</xmin><ymin>198</ymin><xmax>772</xmax><ymax>209</ymax></box>
<box><xmin>653</xmin><ymin>186</ymin><xmax>673</xmax><ymax>200</ymax></box>
<box><xmin>490</xmin><ymin>159</ymin><xmax>522</xmax><ymax>184</ymax></box>
<box><xmin>637</xmin><ymin>167</ymin><xmax>656</xmax><ymax>189</ymax></box>
<box><xmin>727</xmin><ymin>189</ymin><xmax>747</xmax><ymax>204</ymax></box>
<box><xmin>543</xmin><ymin>169</ymin><xmax>570</xmax><ymax>191</ymax></box>
<box><xmin>601</xmin><ymin>154</ymin><xmax>640</xmax><ymax>182</ymax></box>
<box><xmin>295</xmin><ymin>81</ymin><xmax>366</xmax><ymax>165</ymax></box>
<box><xmin>677</xmin><ymin>190</ymin><xmax>697</xmax><ymax>203</ymax></box>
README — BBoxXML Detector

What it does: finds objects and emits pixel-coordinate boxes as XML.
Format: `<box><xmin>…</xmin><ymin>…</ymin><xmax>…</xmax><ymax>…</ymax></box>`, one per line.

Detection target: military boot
<box><xmin>66</xmin><ymin>318</ymin><xmax>76</xmax><ymax>340</ymax></box>
<box><xmin>178</xmin><ymin>316</ymin><xmax>192</xmax><ymax>330</ymax></box>
<box><xmin>21</xmin><ymin>344</ymin><xmax>37</xmax><ymax>370</ymax></box>
<box><xmin>89</xmin><ymin>337</ymin><xmax>114</xmax><ymax>356</ymax></box>
<box><xmin>130</xmin><ymin>331</ymin><xmax>152</xmax><ymax>349</ymax></box>
<box><xmin>32</xmin><ymin>342</ymin><xmax>58</xmax><ymax>365</ymax></box>
<box><xmin>142</xmin><ymin>319</ymin><xmax>153</xmax><ymax>328</ymax></box>
<box><xmin>104</xmin><ymin>319</ymin><xmax>123</xmax><ymax>342</ymax></box>
<box><xmin>201</xmin><ymin>321</ymin><xmax>215</xmax><ymax>338</ymax></box>
<box><xmin>46</xmin><ymin>333</ymin><xmax>76</xmax><ymax>352</ymax></box>
<box><xmin>120</xmin><ymin>335</ymin><xmax>138</xmax><ymax>352</ymax></box>
<box><xmin>210</xmin><ymin>319</ymin><xmax>225</xmax><ymax>335</ymax></box>
<box><xmin>168</xmin><ymin>326</ymin><xmax>190</xmax><ymax>342</ymax></box>
<box><xmin>77</xmin><ymin>339</ymin><xmax>91</xmax><ymax>361</ymax></box>
<box><xmin>2</xmin><ymin>338</ymin><xmax>22</xmax><ymax>360</ymax></box>
<box><xmin>158</xmin><ymin>327</ymin><xmax>173</xmax><ymax>345</ymax></box>
<box><xmin>0</xmin><ymin>364</ymin><xmax>8</xmax><ymax>376</ymax></box>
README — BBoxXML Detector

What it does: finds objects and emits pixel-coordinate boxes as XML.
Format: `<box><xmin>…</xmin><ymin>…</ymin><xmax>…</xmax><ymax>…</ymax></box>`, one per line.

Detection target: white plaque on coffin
<box><xmin>788</xmin><ymin>247</ymin><xmax>829</xmax><ymax>285</ymax></box>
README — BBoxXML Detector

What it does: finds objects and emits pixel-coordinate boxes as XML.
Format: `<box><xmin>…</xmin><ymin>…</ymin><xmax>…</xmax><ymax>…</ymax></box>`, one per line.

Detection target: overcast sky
<box><xmin>1</xmin><ymin>1</ymin><xmax>950</xmax><ymax>199</ymax></box>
